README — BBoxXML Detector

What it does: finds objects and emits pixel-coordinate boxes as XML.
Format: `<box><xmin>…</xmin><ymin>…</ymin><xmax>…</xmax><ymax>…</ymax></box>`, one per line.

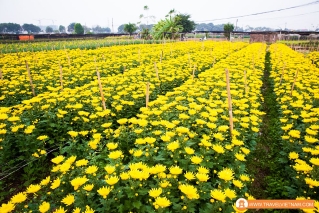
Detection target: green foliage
<box><xmin>151</xmin><ymin>10</ymin><xmax>183</xmax><ymax>40</ymax></box>
<box><xmin>59</xmin><ymin>25</ymin><xmax>66</xmax><ymax>33</ymax></box>
<box><xmin>118</xmin><ymin>24</ymin><xmax>125</xmax><ymax>33</ymax></box>
<box><xmin>0</xmin><ymin>23</ymin><xmax>21</xmax><ymax>33</ymax></box>
<box><xmin>67</xmin><ymin>23</ymin><xmax>76</xmax><ymax>33</ymax></box>
<box><xmin>223</xmin><ymin>23</ymin><xmax>234</xmax><ymax>40</ymax></box>
<box><xmin>141</xmin><ymin>28</ymin><xmax>151</xmax><ymax>39</ymax></box>
<box><xmin>22</xmin><ymin>24</ymin><xmax>41</xmax><ymax>33</ymax></box>
<box><xmin>45</xmin><ymin>26</ymin><xmax>53</xmax><ymax>33</ymax></box>
<box><xmin>123</xmin><ymin>23</ymin><xmax>138</xmax><ymax>36</ymax></box>
<box><xmin>92</xmin><ymin>25</ymin><xmax>111</xmax><ymax>33</ymax></box>
<box><xmin>175</xmin><ymin>14</ymin><xmax>196</xmax><ymax>33</ymax></box>
<box><xmin>74</xmin><ymin>23</ymin><xmax>84</xmax><ymax>35</ymax></box>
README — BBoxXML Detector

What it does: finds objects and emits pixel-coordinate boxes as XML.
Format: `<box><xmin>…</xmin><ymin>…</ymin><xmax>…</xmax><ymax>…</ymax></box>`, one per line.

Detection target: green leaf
<box><xmin>133</xmin><ymin>201</ymin><xmax>142</xmax><ymax>209</ymax></box>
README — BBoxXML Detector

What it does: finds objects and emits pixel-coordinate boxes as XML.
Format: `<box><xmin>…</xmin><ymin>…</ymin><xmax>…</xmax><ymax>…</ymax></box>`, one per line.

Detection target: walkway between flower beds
<box><xmin>247</xmin><ymin>45</ymin><xmax>318</xmax><ymax>212</ymax></box>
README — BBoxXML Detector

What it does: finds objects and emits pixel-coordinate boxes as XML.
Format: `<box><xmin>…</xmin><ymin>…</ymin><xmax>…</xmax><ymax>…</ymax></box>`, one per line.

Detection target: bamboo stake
<box><xmin>25</xmin><ymin>61</ymin><xmax>35</xmax><ymax>96</ymax></box>
<box><xmin>290</xmin><ymin>69</ymin><xmax>298</xmax><ymax>96</ymax></box>
<box><xmin>138</xmin><ymin>49</ymin><xmax>141</xmax><ymax>62</ymax></box>
<box><xmin>95</xmin><ymin>58</ymin><xmax>106</xmax><ymax>111</ymax></box>
<box><xmin>244</xmin><ymin>70</ymin><xmax>247</xmax><ymax>95</ymax></box>
<box><xmin>225</xmin><ymin>69</ymin><xmax>233</xmax><ymax>136</ymax></box>
<box><xmin>146</xmin><ymin>82</ymin><xmax>150</xmax><ymax>108</ymax></box>
<box><xmin>192</xmin><ymin>65</ymin><xmax>196</xmax><ymax>80</ymax></box>
<box><xmin>103</xmin><ymin>54</ymin><xmax>106</xmax><ymax>62</ymax></box>
<box><xmin>160</xmin><ymin>51</ymin><xmax>163</xmax><ymax>63</ymax></box>
<box><xmin>59</xmin><ymin>62</ymin><xmax>63</xmax><ymax>91</ymax></box>
<box><xmin>0</xmin><ymin>68</ymin><xmax>3</xmax><ymax>80</ymax></box>
<box><xmin>279</xmin><ymin>63</ymin><xmax>286</xmax><ymax>84</ymax></box>
<box><xmin>154</xmin><ymin>62</ymin><xmax>159</xmax><ymax>80</ymax></box>
<box><xmin>68</xmin><ymin>54</ymin><xmax>71</xmax><ymax>67</ymax></box>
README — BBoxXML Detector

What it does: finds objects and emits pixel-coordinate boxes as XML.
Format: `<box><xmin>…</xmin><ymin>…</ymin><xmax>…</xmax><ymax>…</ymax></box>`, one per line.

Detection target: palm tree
<box><xmin>151</xmin><ymin>12</ymin><xmax>183</xmax><ymax>40</ymax></box>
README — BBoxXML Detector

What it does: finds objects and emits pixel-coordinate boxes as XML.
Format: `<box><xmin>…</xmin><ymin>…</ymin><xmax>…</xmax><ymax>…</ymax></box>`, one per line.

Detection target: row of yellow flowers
<box><xmin>0</xmin><ymin>42</ymin><xmax>211</xmax><ymax>106</ymax></box>
<box><xmin>0</xmin><ymin>42</ymin><xmax>247</xmax><ymax>201</ymax></box>
<box><xmin>269</xmin><ymin>43</ymin><xmax>319</xmax><ymax>213</ymax></box>
<box><xmin>307</xmin><ymin>51</ymin><xmax>319</xmax><ymax>67</ymax></box>
<box><xmin>1</xmin><ymin>43</ymin><xmax>264</xmax><ymax>213</ymax></box>
<box><xmin>0</xmin><ymin>38</ymin><xmax>155</xmax><ymax>54</ymax></box>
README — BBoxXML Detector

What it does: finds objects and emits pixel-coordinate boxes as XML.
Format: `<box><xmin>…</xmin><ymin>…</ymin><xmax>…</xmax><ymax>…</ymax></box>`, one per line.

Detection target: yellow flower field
<box><xmin>0</xmin><ymin>41</ymin><xmax>266</xmax><ymax>213</ymax></box>
<box><xmin>1</xmin><ymin>40</ymin><xmax>318</xmax><ymax>213</ymax></box>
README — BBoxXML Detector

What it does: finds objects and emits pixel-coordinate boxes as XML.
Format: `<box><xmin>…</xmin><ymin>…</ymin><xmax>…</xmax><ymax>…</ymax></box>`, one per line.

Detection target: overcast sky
<box><xmin>0</xmin><ymin>0</ymin><xmax>318</xmax><ymax>31</ymax></box>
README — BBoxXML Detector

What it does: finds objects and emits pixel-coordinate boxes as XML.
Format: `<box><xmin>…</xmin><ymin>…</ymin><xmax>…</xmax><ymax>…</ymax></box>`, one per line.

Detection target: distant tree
<box><xmin>194</xmin><ymin>23</ymin><xmax>225</xmax><ymax>31</ymax></box>
<box><xmin>103</xmin><ymin>27</ymin><xmax>111</xmax><ymax>33</ymax></box>
<box><xmin>175</xmin><ymin>14</ymin><xmax>196</xmax><ymax>33</ymax></box>
<box><xmin>68</xmin><ymin>23</ymin><xmax>76</xmax><ymax>33</ymax></box>
<box><xmin>224</xmin><ymin>23</ymin><xmax>234</xmax><ymax>40</ymax></box>
<box><xmin>92</xmin><ymin>25</ymin><xmax>111</xmax><ymax>33</ymax></box>
<box><xmin>59</xmin><ymin>25</ymin><xmax>66</xmax><ymax>33</ymax></box>
<box><xmin>139</xmin><ymin>24</ymin><xmax>153</xmax><ymax>31</ymax></box>
<box><xmin>46</xmin><ymin>26</ymin><xmax>53</xmax><ymax>33</ymax></box>
<box><xmin>123</xmin><ymin>23</ymin><xmax>138</xmax><ymax>36</ymax></box>
<box><xmin>74</xmin><ymin>23</ymin><xmax>84</xmax><ymax>34</ymax></box>
<box><xmin>118</xmin><ymin>24</ymin><xmax>125</xmax><ymax>33</ymax></box>
<box><xmin>22</xmin><ymin>24</ymin><xmax>41</xmax><ymax>33</ymax></box>
<box><xmin>244</xmin><ymin>25</ymin><xmax>254</xmax><ymax>32</ymax></box>
<box><xmin>0</xmin><ymin>23</ymin><xmax>21</xmax><ymax>33</ymax></box>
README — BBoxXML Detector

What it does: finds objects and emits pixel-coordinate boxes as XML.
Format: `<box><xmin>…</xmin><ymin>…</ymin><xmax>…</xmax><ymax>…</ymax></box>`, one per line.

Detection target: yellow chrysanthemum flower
<box><xmin>61</xmin><ymin>194</ymin><xmax>75</xmax><ymax>206</ymax></box>
<box><xmin>39</xmin><ymin>201</ymin><xmax>50</xmax><ymax>213</ymax></box>
<box><xmin>10</xmin><ymin>192</ymin><xmax>27</xmax><ymax>204</ymax></box>
<box><xmin>149</xmin><ymin>188</ymin><xmax>162</xmax><ymax>198</ymax></box>
<box><xmin>97</xmin><ymin>186</ymin><xmax>112</xmax><ymax>199</ymax></box>
<box><xmin>218</xmin><ymin>168</ymin><xmax>234</xmax><ymax>181</ymax></box>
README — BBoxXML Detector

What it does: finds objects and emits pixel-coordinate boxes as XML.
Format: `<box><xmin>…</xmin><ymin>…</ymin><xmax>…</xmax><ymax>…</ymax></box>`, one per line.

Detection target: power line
<box><xmin>0</xmin><ymin>146</ymin><xmax>60</xmax><ymax>182</ymax></box>
<box><xmin>195</xmin><ymin>0</ymin><xmax>319</xmax><ymax>23</ymax></box>
<box><xmin>211</xmin><ymin>10</ymin><xmax>319</xmax><ymax>24</ymax></box>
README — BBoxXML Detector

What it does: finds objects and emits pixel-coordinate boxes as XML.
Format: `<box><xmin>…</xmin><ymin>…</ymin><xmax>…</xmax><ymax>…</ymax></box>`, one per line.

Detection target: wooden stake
<box><xmin>59</xmin><ymin>63</ymin><xmax>63</xmax><ymax>91</ymax></box>
<box><xmin>25</xmin><ymin>61</ymin><xmax>35</xmax><ymax>96</ymax></box>
<box><xmin>244</xmin><ymin>70</ymin><xmax>247</xmax><ymax>95</ymax></box>
<box><xmin>290</xmin><ymin>70</ymin><xmax>298</xmax><ymax>96</ymax></box>
<box><xmin>160</xmin><ymin>51</ymin><xmax>163</xmax><ymax>63</ymax></box>
<box><xmin>279</xmin><ymin>63</ymin><xmax>286</xmax><ymax>84</ymax></box>
<box><xmin>192</xmin><ymin>65</ymin><xmax>196</xmax><ymax>80</ymax></box>
<box><xmin>225</xmin><ymin>69</ymin><xmax>233</xmax><ymax>136</ymax></box>
<box><xmin>0</xmin><ymin>68</ymin><xmax>3</xmax><ymax>80</ymax></box>
<box><xmin>68</xmin><ymin>55</ymin><xmax>71</xmax><ymax>67</ymax></box>
<box><xmin>154</xmin><ymin>62</ymin><xmax>159</xmax><ymax>80</ymax></box>
<box><xmin>138</xmin><ymin>49</ymin><xmax>141</xmax><ymax>62</ymax></box>
<box><xmin>95</xmin><ymin>58</ymin><xmax>106</xmax><ymax>111</ymax></box>
<box><xmin>146</xmin><ymin>82</ymin><xmax>150</xmax><ymax>108</ymax></box>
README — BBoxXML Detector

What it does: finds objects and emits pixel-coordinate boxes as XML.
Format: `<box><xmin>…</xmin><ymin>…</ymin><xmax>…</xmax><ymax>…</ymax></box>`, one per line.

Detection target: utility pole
<box><xmin>112</xmin><ymin>18</ymin><xmax>114</xmax><ymax>33</ymax></box>
<box><xmin>235</xmin><ymin>19</ymin><xmax>238</xmax><ymax>31</ymax></box>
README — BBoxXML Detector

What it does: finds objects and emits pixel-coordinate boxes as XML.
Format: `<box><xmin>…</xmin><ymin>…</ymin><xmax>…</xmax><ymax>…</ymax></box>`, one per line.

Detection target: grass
<box><xmin>247</xmin><ymin>50</ymin><xmax>298</xmax><ymax>213</ymax></box>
